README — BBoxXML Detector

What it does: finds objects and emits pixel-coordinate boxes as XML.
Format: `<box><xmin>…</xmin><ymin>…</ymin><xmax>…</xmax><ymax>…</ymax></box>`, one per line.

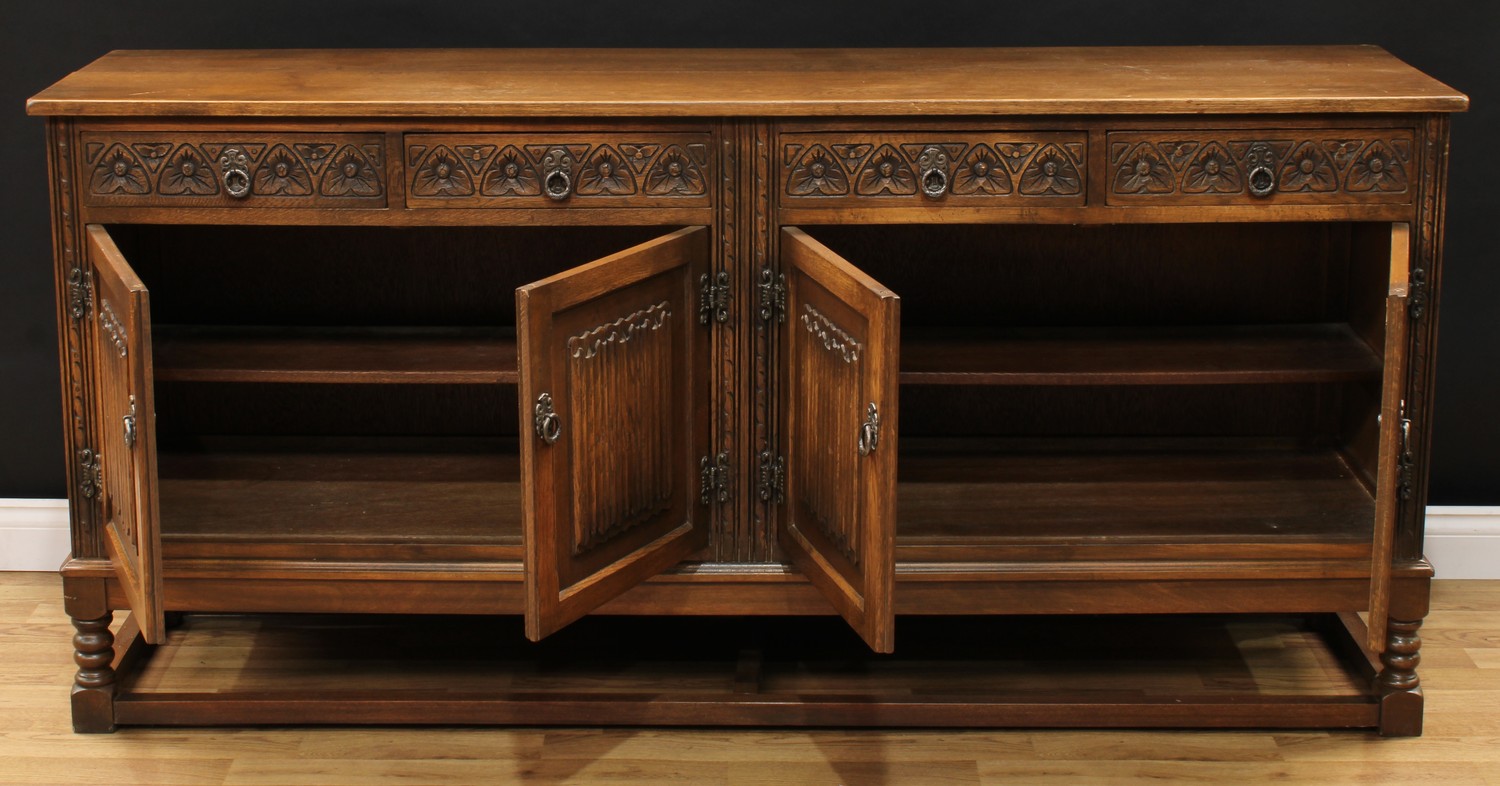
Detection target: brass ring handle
<box><xmin>544</xmin><ymin>169</ymin><xmax>572</xmax><ymax>201</ymax></box>
<box><xmin>541</xmin><ymin>147</ymin><xmax>574</xmax><ymax>201</ymax></box>
<box><xmin>534</xmin><ymin>393</ymin><xmax>562</xmax><ymax>445</ymax></box>
<box><xmin>921</xmin><ymin>168</ymin><xmax>948</xmax><ymax>198</ymax></box>
<box><xmin>1244</xmin><ymin>142</ymin><xmax>1277</xmax><ymax>198</ymax></box>
<box><xmin>123</xmin><ymin>395</ymin><xmax>137</xmax><ymax>449</ymax></box>
<box><xmin>219</xmin><ymin>147</ymin><xmax>251</xmax><ymax>199</ymax></box>
<box><xmin>857</xmin><ymin>402</ymin><xmax>881</xmax><ymax>456</ymax></box>
<box><xmin>918</xmin><ymin>146</ymin><xmax>950</xmax><ymax>199</ymax></box>
<box><xmin>1247</xmin><ymin>165</ymin><xmax>1275</xmax><ymax>198</ymax></box>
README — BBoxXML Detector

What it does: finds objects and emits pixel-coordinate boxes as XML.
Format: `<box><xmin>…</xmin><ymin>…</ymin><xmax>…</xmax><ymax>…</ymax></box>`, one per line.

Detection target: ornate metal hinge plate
<box><xmin>759</xmin><ymin>270</ymin><xmax>786</xmax><ymax>323</ymax></box>
<box><xmin>1409</xmin><ymin>266</ymin><xmax>1428</xmax><ymax>320</ymax></box>
<box><xmin>699</xmin><ymin>450</ymin><xmax>730</xmax><ymax>505</ymax></box>
<box><xmin>77</xmin><ymin>448</ymin><xmax>102</xmax><ymax>500</ymax></box>
<box><xmin>699</xmin><ymin>271</ymin><xmax>730</xmax><ymax>325</ymax></box>
<box><xmin>758</xmin><ymin>450</ymin><xmax>785</xmax><ymax>504</ymax></box>
<box><xmin>68</xmin><ymin>267</ymin><xmax>93</xmax><ymax>321</ymax></box>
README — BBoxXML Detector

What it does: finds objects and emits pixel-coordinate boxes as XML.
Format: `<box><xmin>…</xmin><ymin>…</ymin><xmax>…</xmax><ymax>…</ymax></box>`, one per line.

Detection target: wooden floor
<box><xmin>3</xmin><ymin>573</ymin><xmax>1499</xmax><ymax>785</ymax></box>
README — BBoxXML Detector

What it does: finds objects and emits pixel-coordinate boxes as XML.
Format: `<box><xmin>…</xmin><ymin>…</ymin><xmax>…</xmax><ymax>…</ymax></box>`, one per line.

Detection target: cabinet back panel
<box><xmin>899</xmin><ymin>384</ymin><xmax>1328</xmax><ymax>441</ymax></box>
<box><xmin>802</xmin><ymin>223</ymin><xmax>1361</xmax><ymax>328</ymax></box>
<box><xmin>108</xmin><ymin>225</ymin><xmax>671</xmax><ymax>327</ymax></box>
<box><xmin>154</xmin><ymin>382</ymin><xmax>517</xmax><ymax>441</ymax></box>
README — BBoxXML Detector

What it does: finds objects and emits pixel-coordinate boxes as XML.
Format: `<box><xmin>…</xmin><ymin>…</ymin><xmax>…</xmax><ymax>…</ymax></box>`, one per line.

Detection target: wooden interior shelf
<box><xmin>157</xmin><ymin>437</ymin><xmax>522</xmax><ymax>548</ymax></box>
<box><xmin>895</xmin><ymin>439</ymin><xmax>1375</xmax><ymax>556</ymax></box>
<box><xmin>109</xmin><ymin>612</ymin><xmax>1381</xmax><ymax>730</ymax></box>
<box><xmin>900</xmin><ymin>324</ymin><xmax>1382</xmax><ymax>386</ymax></box>
<box><xmin>153</xmin><ymin>326</ymin><xmax>518</xmax><ymax>385</ymax></box>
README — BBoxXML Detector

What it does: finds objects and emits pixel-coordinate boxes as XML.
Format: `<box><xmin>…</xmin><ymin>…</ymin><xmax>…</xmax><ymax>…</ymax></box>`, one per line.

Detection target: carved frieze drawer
<box><xmin>1106</xmin><ymin>129</ymin><xmax>1417</xmax><ymax>206</ymax></box>
<box><xmin>80</xmin><ymin>132</ymin><xmax>387</xmax><ymax>208</ymax></box>
<box><xmin>779</xmin><ymin>132</ymin><xmax>1087</xmax><ymax>207</ymax></box>
<box><xmin>403</xmin><ymin>134</ymin><xmax>713</xmax><ymax>208</ymax></box>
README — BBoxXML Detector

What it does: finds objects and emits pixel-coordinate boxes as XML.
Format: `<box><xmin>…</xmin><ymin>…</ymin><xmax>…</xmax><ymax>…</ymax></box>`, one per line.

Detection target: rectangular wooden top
<box><xmin>28</xmin><ymin>46</ymin><xmax>1467</xmax><ymax>118</ymax></box>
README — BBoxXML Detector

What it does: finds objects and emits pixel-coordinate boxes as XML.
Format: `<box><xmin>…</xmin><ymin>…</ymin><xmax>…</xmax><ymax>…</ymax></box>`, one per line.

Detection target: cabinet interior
<box><xmin>112</xmin><ymin>220</ymin><xmax>1394</xmax><ymax>569</ymax></box>
<box><xmin>110</xmin><ymin>224</ymin><xmax>673</xmax><ymax>561</ymax></box>
<box><xmin>797</xmin><ymin>222</ymin><xmax>1393</xmax><ymax>563</ymax></box>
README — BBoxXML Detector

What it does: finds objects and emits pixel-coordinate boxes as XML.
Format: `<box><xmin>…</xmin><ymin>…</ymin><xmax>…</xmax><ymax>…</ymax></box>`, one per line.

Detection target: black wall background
<box><xmin>1</xmin><ymin>1</ymin><xmax>1496</xmax><ymax>502</ymax></box>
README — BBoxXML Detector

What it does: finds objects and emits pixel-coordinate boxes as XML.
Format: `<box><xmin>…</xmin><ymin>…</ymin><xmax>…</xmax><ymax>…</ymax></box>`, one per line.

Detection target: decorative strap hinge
<box><xmin>699</xmin><ymin>271</ymin><xmax>730</xmax><ymax>325</ymax></box>
<box><xmin>758</xmin><ymin>450</ymin><xmax>785</xmax><ymax>505</ymax></box>
<box><xmin>77</xmin><ymin>447</ymin><xmax>102</xmax><ymax>500</ymax></box>
<box><xmin>759</xmin><ymin>270</ymin><xmax>786</xmax><ymax>323</ymax></box>
<box><xmin>699</xmin><ymin>450</ymin><xmax>731</xmax><ymax>505</ymax></box>
<box><xmin>1409</xmin><ymin>266</ymin><xmax>1429</xmax><ymax>321</ymax></box>
<box><xmin>68</xmin><ymin>267</ymin><xmax>93</xmax><ymax>321</ymax></box>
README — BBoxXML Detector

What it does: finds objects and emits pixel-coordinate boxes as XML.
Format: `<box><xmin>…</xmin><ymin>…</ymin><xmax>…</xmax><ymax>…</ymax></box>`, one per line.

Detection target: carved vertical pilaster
<box><xmin>48</xmin><ymin>119</ymin><xmax>100</xmax><ymax>558</ymax></box>
<box><xmin>1377</xmin><ymin>617</ymin><xmax>1424</xmax><ymax>736</ymax></box>
<box><xmin>750</xmin><ymin>121</ymin><xmax>777</xmax><ymax>562</ymax></box>
<box><xmin>70</xmin><ymin>613</ymin><xmax>116</xmax><ymax>733</ymax></box>
<box><xmin>712</xmin><ymin>121</ymin><xmax>741</xmax><ymax>561</ymax></box>
<box><xmin>1395</xmin><ymin>114</ymin><xmax>1450</xmax><ymax>562</ymax></box>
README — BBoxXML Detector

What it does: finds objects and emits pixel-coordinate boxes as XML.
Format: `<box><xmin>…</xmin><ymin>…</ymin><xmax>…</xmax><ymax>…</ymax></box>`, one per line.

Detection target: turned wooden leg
<box><xmin>1377</xmin><ymin>617</ymin><xmax>1423</xmax><ymax>737</ymax></box>
<box><xmin>70</xmin><ymin>613</ymin><xmax>116</xmax><ymax>733</ymax></box>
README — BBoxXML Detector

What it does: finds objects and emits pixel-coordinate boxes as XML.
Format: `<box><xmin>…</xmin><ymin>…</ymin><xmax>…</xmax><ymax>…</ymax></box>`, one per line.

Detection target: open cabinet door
<box><xmin>778</xmin><ymin>228</ymin><xmax>900</xmax><ymax>653</ymax></box>
<box><xmin>1367</xmin><ymin>223</ymin><xmax>1412</xmax><ymax>653</ymax></box>
<box><xmin>517</xmin><ymin>227</ymin><xmax>712</xmax><ymax>641</ymax></box>
<box><xmin>83</xmin><ymin>225</ymin><xmax>165</xmax><ymax>644</ymax></box>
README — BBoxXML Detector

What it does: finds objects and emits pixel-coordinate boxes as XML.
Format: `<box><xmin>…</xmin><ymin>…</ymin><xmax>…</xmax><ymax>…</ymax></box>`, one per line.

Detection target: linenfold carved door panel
<box><xmin>778</xmin><ymin>227</ymin><xmax>900</xmax><ymax>653</ymax></box>
<box><xmin>517</xmin><ymin>227</ymin><xmax>711</xmax><ymax>641</ymax></box>
<box><xmin>1367</xmin><ymin>223</ymin><xmax>1413</xmax><ymax>653</ymax></box>
<box><xmin>84</xmin><ymin>225</ymin><xmax>165</xmax><ymax>644</ymax></box>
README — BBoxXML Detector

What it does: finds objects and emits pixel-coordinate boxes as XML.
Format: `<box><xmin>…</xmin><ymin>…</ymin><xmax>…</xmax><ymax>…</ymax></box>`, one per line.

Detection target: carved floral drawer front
<box><xmin>403</xmin><ymin>134</ymin><xmax>713</xmax><ymax>208</ymax></box>
<box><xmin>80</xmin><ymin>132</ymin><xmax>387</xmax><ymax>208</ymax></box>
<box><xmin>1106</xmin><ymin>130</ymin><xmax>1417</xmax><ymax>205</ymax></box>
<box><xmin>779</xmin><ymin>132</ymin><xmax>1087</xmax><ymax>206</ymax></box>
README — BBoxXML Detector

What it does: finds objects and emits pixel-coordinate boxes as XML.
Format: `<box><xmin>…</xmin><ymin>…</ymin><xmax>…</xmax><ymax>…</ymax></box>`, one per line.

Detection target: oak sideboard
<box><xmin>27</xmin><ymin>46</ymin><xmax>1467</xmax><ymax>734</ymax></box>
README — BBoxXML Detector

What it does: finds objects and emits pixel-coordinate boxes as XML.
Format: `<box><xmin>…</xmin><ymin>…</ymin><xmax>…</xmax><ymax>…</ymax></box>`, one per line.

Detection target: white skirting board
<box><xmin>1424</xmin><ymin>506</ymin><xmax>1500</xmax><ymax>580</ymax></box>
<box><xmin>0</xmin><ymin>499</ymin><xmax>70</xmax><ymax>572</ymax></box>
<box><xmin>1</xmin><ymin>499</ymin><xmax>1497</xmax><ymax>577</ymax></box>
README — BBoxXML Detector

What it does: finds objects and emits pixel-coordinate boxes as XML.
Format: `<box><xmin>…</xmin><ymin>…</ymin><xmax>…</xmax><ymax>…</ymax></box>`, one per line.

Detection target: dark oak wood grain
<box><xmin>156</xmin><ymin>441</ymin><xmax>522</xmax><ymax>548</ymax></box>
<box><xmin>894</xmin><ymin>441</ymin><xmax>1375</xmax><ymax>551</ymax></box>
<box><xmin>778</xmin><ymin>227</ymin><xmax>899</xmax><ymax>653</ymax></box>
<box><xmin>84</xmin><ymin>226</ymin><xmax>165</xmax><ymax>645</ymax></box>
<box><xmin>34</xmin><ymin>46</ymin><xmax>1459</xmax><ymax>735</ymax></box>
<box><xmin>102</xmin><ymin>613</ymin><xmax>1382</xmax><ymax>730</ymax></box>
<box><xmin>518</xmin><ymin>227</ymin><xmax>712</xmax><ymax>641</ymax></box>
<box><xmin>28</xmin><ymin>47</ymin><xmax>1467</xmax><ymax>117</ymax></box>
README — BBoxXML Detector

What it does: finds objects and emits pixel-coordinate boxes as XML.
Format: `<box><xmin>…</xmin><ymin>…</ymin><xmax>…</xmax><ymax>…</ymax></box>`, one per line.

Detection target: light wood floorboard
<box><xmin>2</xmin><ymin>572</ymin><xmax>1497</xmax><ymax>785</ymax></box>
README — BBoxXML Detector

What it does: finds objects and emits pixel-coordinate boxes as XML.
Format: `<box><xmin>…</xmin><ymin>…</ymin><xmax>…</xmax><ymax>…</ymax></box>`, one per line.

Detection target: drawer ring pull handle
<box><xmin>122</xmin><ymin>395</ymin><xmax>137</xmax><ymax>450</ymax></box>
<box><xmin>544</xmin><ymin>169</ymin><xmax>572</xmax><ymax>201</ymax></box>
<box><xmin>1245</xmin><ymin>142</ymin><xmax>1277</xmax><ymax>198</ymax></box>
<box><xmin>1247</xmin><ymin>165</ymin><xmax>1276</xmax><ymax>198</ymax></box>
<box><xmin>541</xmin><ymin>147</ymin><xmax>575</xmax><ymax>201</ymax></box>
<box><xmin>857</xmin><ymin>402</ymin><xmax>881</xmax><ymax>456</ymax></box>
<box><xmin>218</xmin><ymin>147</ymin><xmax>252</xmax><ymax>199</ymax></box>
<box><xmin>918</xmin><ymin>146</ymin><xmax>950</xmax><ymax>199</ymax></box>
<box><xmin>534</xmin><ymin>393</ymin><xmax>562</xmax><ymax>445</ymax></box>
